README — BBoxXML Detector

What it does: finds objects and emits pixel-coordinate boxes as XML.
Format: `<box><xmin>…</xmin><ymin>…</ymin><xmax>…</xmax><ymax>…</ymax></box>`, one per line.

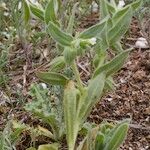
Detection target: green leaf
<box><xmin>95</xmin><ymin>133</ymin><xmax>105</xmax><ymax>150</ymax></box>
<box><xmin>66</xmin><ymin>2</ymin><xmax>79</xmax><ymax>34</ymax></box>
<box><xmin>63</xmin><ymin>47</ymin><xmax>77</xmax><ymax>64</ymax></box>
<box><xmin>111</xmin><ymin>41</ymin><xmax>123</xmax><ymax>52</ymax></box>
<box><xmin>79</xmin><ymin>16</ymin><xmax>108</xmax><ymax>39</ymax></box>
<box><xmin>38</xmin><ymin>143</ymin><xmax>58</xmax><ymax>150</ymax></box>
<box><xmin>104</xmin><ymin>122</ymin><xmax>129</xmax><ymax>150</ymax></box>
<box><xmin>93</xmin><ymin>49</ymin><xmax>131</xmax><ymax>78</ymax></box>
<box><xmin>29</xmin><ymin>3</ymin><xmax>44</xmax><ymax>21</ymax></box>
<box><xmin>36</xmin><ymin>72</ymin><xmax>69</xmax><ymax>86</ymax></box>
<box><xmin>110</xmin><ymin>0</ymin><xmax>117</xmax><ymax>8</ymax></box>
<box><xmin>47</xmin><ymin>21</ymin><xmax>73</xmax><ymax>47</ymax></box>
<box><xmin>44</xmin><ymin>0</ymin><xmax>58</xmax><ymax>24</ymax></box>
<box><xmin>78</xmin><ymin>73</ymin><xmax>106</xmax><ymax>122</ymax></box>
<box><xmin>87</xmin><ymin>73</ymin><xmax>106</xmax><ymax>102</ymax></box>
<box><xmin>49</xmin><ymin>56</ymin><xmax>65</xmax><ymax>71</ymax></box>
<box><xmin>23</xmin><ymin>0</ymin><xmax>30</xmax><ymax>25</ymax></box>
<box><xmin>96</xmin><ymin>21</ymin><xmax>109</xmax><ymax>53</ymax></box>
<box><xmin>93</xmin><ymin>48</ymin><xmax>106</xmax><ymax>68</ymax></box>
<box><xmin>108</xmin><ymin>6</ymin><xmax>132</xmax><ymax>43</ymax></box>
<box><xmin>63</xmin><ymin>81</ymin><xmax>79</xmax><ymax>150</ymax></box>
<box><xmin>112</xmin><ymin>6</ymin><xmax>131</xmax><ymax>24</ymax></box>
<box><xmin>131</xmin><ymin>0</ymin><xmax>143</xmax><ymax>11</ymax></box>
<box><xmin>100</xmin><ymin>0</ymin><xmax>109</xmax><ymax>19</ymax></box>
<box><xmin>104</xmin><ymin>76</ymin><xmax>115</xmax><ymax>92</ymax></box>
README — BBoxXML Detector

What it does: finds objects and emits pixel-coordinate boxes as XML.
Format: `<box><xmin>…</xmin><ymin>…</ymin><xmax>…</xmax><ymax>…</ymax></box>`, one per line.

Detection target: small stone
<box><xmin>135</xmin><ymin>37</ymin><xmax>149</xmax><ymax>49</ymax></box>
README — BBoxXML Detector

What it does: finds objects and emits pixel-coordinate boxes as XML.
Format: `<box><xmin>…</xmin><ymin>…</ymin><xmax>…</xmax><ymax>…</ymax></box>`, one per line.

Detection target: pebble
<box><xmin>135</xmin><ymin>37</ymin><xmax>149</xmax><ymax>49</ymax></box>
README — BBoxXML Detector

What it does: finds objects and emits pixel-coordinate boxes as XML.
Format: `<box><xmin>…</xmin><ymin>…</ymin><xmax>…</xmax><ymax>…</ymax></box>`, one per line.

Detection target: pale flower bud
<box><xmin>118</xmin><ymin>0</ymin><xmax>125</xmax><ymax>9</ymax></box>
<box><xmin>40</xmin><ymin>83</ymin><xmax>47</xmax><ymax>89</ymax></box>
<box><xmin>88</xmin><ymin>37</ymin><xmax>97</xmax><ymax>45</ymax></box>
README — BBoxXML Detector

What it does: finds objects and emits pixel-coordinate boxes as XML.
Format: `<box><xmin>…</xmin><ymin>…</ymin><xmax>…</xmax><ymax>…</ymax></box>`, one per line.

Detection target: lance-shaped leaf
<box><xmin>96</xmin><ymin>22</ymin><xmax>109</xmax><ymax>54</ymax></box>
<box><xmin>104</xmin><ymin>76</ymin><xmax>115</xmax><ymax>92</ymax></box>
<box><xmin>29</xmin><ymin>3</ymin><xmax>44</xmax><ymax>21</ymax></box>
<box><xmin>37</xmin><ymin>126</ymin><xmax>54</xmax><ymax>139</ymax></box>
<box><xmin>93</xmin><ymin>49</ymin><xmax>131</xmax><ymax>78</ymax></box>
<box><xmin>38</xmin><ymin>143</ymin><xmax>58</xmax><ymax>150</ymax></box>
<box><xmin>108</xmin><ymin>6</ymin><xmax>132</xmax><ymax>43</ymax></box>
<box><xmin>104</xmin><ymin>122</ymin><xmax>129</xmax><ymax>150</ymax></box>
<box><xmin>49</xmin><ymin>56</ymin><xmax>65</xmax><ymax>71</ymax></box>
<box><xmin>77</xmin><ymin>126</ymin><xmax>102</xmax><ymax>150</ymax></box>
<box><xmin>131</xmin><ymin>0</ymin><xmax>143</xmax><ymax>11</ymax></box>
<box><xmin>112</xmin><ymin>6</ymin><xmax>131</xmax><ymax>24</ymax></box>
<box><xmin>44</xmin><ymin>0</ymin><xmax>58</xmax><ymax>24</ymax></box>
<box><xmin>47</xmin><ymin>21</ymin><xmax>73</xmax><ymax>46</ymax></box>
<box><xmin>111</xmin><ymin>41</ymin><xmax>123</xmax><ymax>52</ymax></box>
<box><xmin>87</xmin><ymin>73</ymin><xmax>106</xmax><ymax>103</ymax></box>
<box><xmin>79</xmin><ymin>17</ymin><xmax>108</xmax><ymax>39</ymax></box>
<box><xmin>23</xmin><ymin>0</ymin><xmax>30</xmax><ymax>25</ymax></box>
<box><xmin>100</xmin><ymin>0</ymin><xmax>109</xmax><ymax>19</ymax></box>
<box><xmin>66</xmin><ymin>2</ymin><xmax>79</xmax><ymax>34</ymax></box>
<box><xmin>63</xmin><ymin>47</ymin><xmax>77</xmax><ymax>64</ymax></box>
<box><xmin>78</xmin><ymin>73</ymin><xmax>106</xmax><ymax>122</ymax></box>
<box><xmin>63</xmin><ymin>81</ymin><xmax>79</xmax><ymax>150</ymax></box>
<box><xmin>110</xmin><ymin>0</ymin><xmax>117</xmax><ymax>7</ymax></box>
<box><xmin>36</xmin><ymin>72</ymin><xmax>69</xmax><ymax>86</ymax></box>
<box><xmin>95</xmin><ymin>133</ymin><xmax>105</xmax><ymax>150</ymax></box>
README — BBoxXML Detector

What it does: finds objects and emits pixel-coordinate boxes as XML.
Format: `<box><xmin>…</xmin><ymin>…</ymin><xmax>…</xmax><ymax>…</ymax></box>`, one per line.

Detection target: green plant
<box><xmin>13</xmin><ymin>120</ymin><xmax>59</xmax><ymax>149</ymax></box>
<box><xmin>25</xmin><ymin>83</ymin><xmax>64</xmax><ymax>141</ymax></box>
<box><xmin>77</xmin><ymin>120</ymin><xmax>130</xmax><ymax>150</ymax></box>
<box><xmin>0</xmin><ymin>121</ymin><xmax>23</xmax><ymax>150</ymax></box>
<box><xmin>22</xmin><ymin>0</ymin><xmax>142</xmax><ymax>150</ymax></box>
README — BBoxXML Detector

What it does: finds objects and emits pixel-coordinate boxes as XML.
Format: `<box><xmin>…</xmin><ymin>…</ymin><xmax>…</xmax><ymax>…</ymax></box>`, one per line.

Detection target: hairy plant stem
<box><xmin>71</xmin><ymin>60</ymin><xmax>84</xmax><ymax>92</ymax></box>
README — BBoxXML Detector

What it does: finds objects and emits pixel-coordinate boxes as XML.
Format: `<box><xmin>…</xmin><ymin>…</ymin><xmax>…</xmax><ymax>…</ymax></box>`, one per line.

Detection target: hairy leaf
<box><xmin>131</xmin><ymin>0</ymin><xmax>143</xmax><ymax>11</ymax></box>
<box><xmin>63</xmin><ymin>81</ymin><xmax>79</xmax><ymax>150</ymax></box>
<box><xmin>23</xmin><ymin>0</ymin><xmax>30</xmax><ymax>24</ymax></box>
<box><xmin>78</xmin><ymin>73</ymin><xmax>106</xmax><ymax>122</ymax></box>
<box><xmin>79</xmin><ymin>17</ymin><xmax>108</xmax><ymax>39</ymax></box>
<box><xmin>37</xmin><ymin>72</ymin><xmax>69</xmax><ymax>86</ymax></box>
<box><xmin>45</xmin><ymin>0</ymin><xmax>58</xmax><ymax>24</ymax></box>
<box><xmin>63</xmin><ymin>47</ymin><xmax>77</xmax><ymax>64</ymax></box>
<box><xmin>49</xmin><ymin>56</ymin><xmax>66</xmax><ymax>71</ymax></box>
<box><xmin>100</xmin><ymin>0</ymin><xmax>109</xmax><ymax>19</ymax></box>
<box><xmin>66</xmin><ymin>2</ymin><xmax>79</xmax><ymax>34</ymax></box>
<box><xmin>93</xmin><ymin>49</ymin><xmax>131</xmax><ymax>77</ymax></box>
<box><xmin>104</xmin><ymin>122</ymin><xmax>129</xmax><ymax>150</ymax></box>
<box><xmin>29</xmin><ymin>3</ymin><xmax>44</xmax><ymax>21</ymax></box>
<box><xmin>47</xmin><ymin>21</ymin><xmax>73</xmax><ymax>46</ymax></box>
<box><xmin>108</xmin><ymin>6</ymin><xmax>132</xmax><ymax>43</ymax></box>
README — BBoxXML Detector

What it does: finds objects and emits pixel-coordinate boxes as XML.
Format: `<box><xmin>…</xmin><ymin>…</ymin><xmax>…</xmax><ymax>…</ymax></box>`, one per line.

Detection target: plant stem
<box><xmin>71</xmin><ymin>60</ymin><xmax>84</xmax><ymax>91</ymax></box>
